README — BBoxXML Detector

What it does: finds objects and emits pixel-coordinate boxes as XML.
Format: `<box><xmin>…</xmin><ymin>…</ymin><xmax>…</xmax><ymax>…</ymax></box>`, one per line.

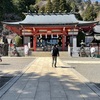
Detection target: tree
<box><xmin>75</xmin><ymin>0</ymin><xmax>82</xmax><ymax>3</ymax></box>
<box><xmin>94</xmin><ymin>6</ymin><xmax>100</xmax><ymax>13</ymax></box>
<box><xmin>12</xmin><ymin>0</ymin><xmax>26</xmax><ymax>12</ymax></box>
<box><xmin>12</xmin><ymin>0</ymin><xmax>35</xmax><ymax>13</ymax></box>
<box><xmin>77</xmin><ymin>30</ymin><xmax>85</xmax><ymax>47</ymax></box>
<box><xmin>85</xmin><ymin>0</ymin><xmax>91</xmax><ymax>5</ymax></box>
<box><xmin>39</xmin><ymin>6</ymin><xmax>45</xmax><ymax>13</ymax></box>
<box><xmin>52</xmin><ymin>0</ymin><xmax>60</xmax><ymax>13</ymax></box>
<box><xmin>70</xmin><ymin>2</ymin><xmax>79</xmax><ymax>12</ymax></box>
<box><xmin>45</xmin><ymin>0</ymin><xmax>52</xmax><ymax>13</ymax></box>
<box><xmin>66</xmin><ymin>3</ymin><xmax>72</xmax><ymax>13</ymax></box>
<box><xmin>14</xmin><ymin>35</ymin><xmax>22</xmax><ymax>47</ymax></box>
<box><xmin>75</xmin><ymin>13</ymin><xmax>83</xmax><ymax>20</ymax></box>
<box><xmin>0</xmin><ymin>0</ymin><xmax>15</xmax><ymax>21</ymax></box>
<box><xmin>82</xmin><ymin>5</ymin><xmax>96</xmax><ymax>21</ymax></box>
<box><xmin>94</xmin><ymin>1</ymin><xmax>99</xmax><ymax>6</ymax></box>
<box><xmin>29</xmin><ymin>5</ymin><xmax>36</xmax><ymax>12</ymax></box>
<box><xmin>34</xmin><ymin>5</ymin><xmax>39</xmax><ymax>13</ymax></box>
<box><xmin>59</xmin><ymin>0</ymin><xmax>67</xmax><ymax>12</ymax></box>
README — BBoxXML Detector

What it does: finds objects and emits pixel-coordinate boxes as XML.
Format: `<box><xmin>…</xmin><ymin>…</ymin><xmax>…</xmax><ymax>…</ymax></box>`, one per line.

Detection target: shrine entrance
<box><xmin>2</xmin><ymin>13</ymin><xmax>97</xmax><ymax>52</ymax></box>
<box><xmin>36</xmin><ymin>35</ymin><xmax>63</xmax><ymax>51</ymax></box>
<box><xmin>22</xmin><ymin>34</ymin><xmax>68</xmax><ymax>51</ymax></box>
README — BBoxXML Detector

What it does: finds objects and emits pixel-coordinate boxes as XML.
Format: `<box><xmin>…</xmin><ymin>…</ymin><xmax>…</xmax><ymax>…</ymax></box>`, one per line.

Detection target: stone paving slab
<box><xmin>0</xmin><ymin>57</ymin><xmax>100</xmax><ymax>100</ymax></box>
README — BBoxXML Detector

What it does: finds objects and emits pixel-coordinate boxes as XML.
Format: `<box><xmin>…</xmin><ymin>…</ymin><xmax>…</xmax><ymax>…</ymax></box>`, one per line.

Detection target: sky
<box><xmin>91</xmin><ymin>0</ymin><xmax>100</xmax><ymax>2</ymax></box>
<box><xmin>85</xmin><ymin>0</ymin><xmax>100</xmax><ymax>2</ymax></box>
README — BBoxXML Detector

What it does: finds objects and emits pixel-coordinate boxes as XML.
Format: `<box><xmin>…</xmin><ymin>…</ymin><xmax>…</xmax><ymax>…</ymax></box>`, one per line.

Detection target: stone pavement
<box><xmin>0</xmin><ymin>57</ymin><xmax>100</xmax><ymax>100</ymax></box>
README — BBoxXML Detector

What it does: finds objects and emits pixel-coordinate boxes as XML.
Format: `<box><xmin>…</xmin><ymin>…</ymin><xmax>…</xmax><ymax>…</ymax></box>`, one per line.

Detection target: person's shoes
<box><xmin>55</xmin><ymin>65</ymin><xmax>57</xmax><ymax>68</ymax></box>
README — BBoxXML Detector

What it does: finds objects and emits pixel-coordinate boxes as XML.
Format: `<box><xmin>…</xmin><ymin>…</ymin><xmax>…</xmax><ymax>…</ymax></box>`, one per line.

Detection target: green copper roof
<box><xmin>2</xmin><ymin>14</ymin><xmax>98</xmax><ymax>25</ymax></box>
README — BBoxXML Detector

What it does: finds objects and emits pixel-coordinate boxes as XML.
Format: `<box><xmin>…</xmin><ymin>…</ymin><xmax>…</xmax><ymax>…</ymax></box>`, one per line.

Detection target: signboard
<box><xmin>39</xmin><ymin>30</ymin><xmax>47</xmax><ymax>33</ymax></box>
<box><xmin>68</xmin><ymin>31</ymin><xmax>78</xmax><ymax>35</ymax></box>
<box><xmin>22</xmin><ymin>32</ymin><xmax>32</xmax><ymax>35</ymax></box>
<box><xmin>22</xmin><ymin>29</ymin><xmax>32</xmax><ymax>35</ymax></box>
<box><xmin>68</xmin><ymin>29</ymin><xmax>78</xmax><ymax>35</ymax></box>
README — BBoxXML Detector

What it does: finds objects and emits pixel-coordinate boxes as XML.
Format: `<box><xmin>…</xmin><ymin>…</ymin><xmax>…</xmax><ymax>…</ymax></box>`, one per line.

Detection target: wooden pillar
<box><xmin>33</xmin><ymin>35</ymin><xmax>37</xmax><ymax>51</ymax></box>
<box><xmin>62</xmin><ymin>27</ymin><xmax>66</xmax><ymax>51</ymax></box>
<box><xmin>62</xmin><ymin>35</ymin><xmax>65</xmax><ymax>51</ymax></box>
<box><xmin>32</xmin><ymin>27</ymin><xmax>37</xmax><ymax>51</ymax></box>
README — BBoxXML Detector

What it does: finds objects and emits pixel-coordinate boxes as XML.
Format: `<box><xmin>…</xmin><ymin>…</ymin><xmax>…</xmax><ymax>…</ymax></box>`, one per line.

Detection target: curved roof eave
<box><xmin>2</xmin><ymin>21</ymin><xmax>22</xmax><ymax>25</ymax></box>
<box><xmin>94</xmin><ymin>25</ymin><xmax>100</xmax><ymax>33</ymax></box>
<box><xmin>77</xmin><ymin>21</ymin><xmax>98</xmax><ymax>26</ymax></box>
<box><xmin>1</xmin><ymin>14</ymin><xmax>98</xmax><ymax>26</ymax></box>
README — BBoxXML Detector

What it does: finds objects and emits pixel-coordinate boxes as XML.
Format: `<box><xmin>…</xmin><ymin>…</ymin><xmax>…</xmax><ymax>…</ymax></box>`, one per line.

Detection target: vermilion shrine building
<box><xmin>2</xmin><ymin>13</ymin><xmax>98</xmax><ymax>51</ymax></box>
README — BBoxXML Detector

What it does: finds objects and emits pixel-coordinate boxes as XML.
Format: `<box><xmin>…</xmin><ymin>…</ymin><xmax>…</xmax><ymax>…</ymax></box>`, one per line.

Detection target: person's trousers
<box><xmin>52</xmin><ymin>56</ymin><xmax>57</xmax><ymax>67</ymax></box>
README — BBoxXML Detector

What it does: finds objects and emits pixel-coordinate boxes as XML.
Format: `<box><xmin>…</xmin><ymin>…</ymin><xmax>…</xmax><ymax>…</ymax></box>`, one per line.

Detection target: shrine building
<box><xmin>2</xmin><ymin>13</ymin><xmax>98</xmax><ymax>51</ymax></box>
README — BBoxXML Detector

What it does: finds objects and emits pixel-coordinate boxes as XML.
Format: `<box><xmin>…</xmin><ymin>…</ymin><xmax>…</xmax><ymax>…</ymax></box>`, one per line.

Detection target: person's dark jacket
<box><xmin>52</xmin><ymin>47</ymin><xmax>59</xmax><ymax>56</ymax></box>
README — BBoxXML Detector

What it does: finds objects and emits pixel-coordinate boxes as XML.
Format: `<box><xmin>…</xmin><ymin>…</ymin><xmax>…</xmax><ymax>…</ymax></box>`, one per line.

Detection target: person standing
<box><xmin>52</xmin><ymin>44</ymin><xmax>59</xmax><ymax>67</ymax></box>
<box><xmin>90</xmin><ymin>45</ymin><xmax>96</xmax><ymax>58</ymax></box>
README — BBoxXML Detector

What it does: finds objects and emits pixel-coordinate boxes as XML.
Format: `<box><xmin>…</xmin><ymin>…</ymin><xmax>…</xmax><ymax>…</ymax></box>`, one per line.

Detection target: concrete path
<box><xmin>0</xmin><ymin>57</ymin><xmax>100</xmax><ymax>100</ymax></box>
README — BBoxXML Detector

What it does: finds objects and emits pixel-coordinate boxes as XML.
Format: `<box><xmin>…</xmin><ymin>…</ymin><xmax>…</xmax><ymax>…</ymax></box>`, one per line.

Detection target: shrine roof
<box><xmin>2</xmin><ymin>14</ymin><xmax>98</xmax><ymax>26</ymax></box>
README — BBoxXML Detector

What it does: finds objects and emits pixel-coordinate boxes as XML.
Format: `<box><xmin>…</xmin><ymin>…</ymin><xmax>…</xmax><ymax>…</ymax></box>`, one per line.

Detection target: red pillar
<box><xmin>33</xmin><ymin>36</ymin><xmax>37</xmax><ymax>51</ymax></box>
<box><xmin>62</xmin><ymin>35</ymin><xmax>65</xmax><ymax>51</ymax></box>
<box><xmin>62</xmin><ymin>27</ymin><xmax>66</xmax><ymax>51</ymax></box>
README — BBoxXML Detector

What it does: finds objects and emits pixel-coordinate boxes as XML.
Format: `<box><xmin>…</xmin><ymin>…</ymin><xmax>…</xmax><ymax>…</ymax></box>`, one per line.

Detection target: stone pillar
<box><xmin>72</xmin><ymin>36</ymin><xmax>79</xmax><ymax>57</ymax></box>
<box><xmin>73</xmin><ymin>36</ymin><xmax>77</xmax><ymax>48</ymax></box>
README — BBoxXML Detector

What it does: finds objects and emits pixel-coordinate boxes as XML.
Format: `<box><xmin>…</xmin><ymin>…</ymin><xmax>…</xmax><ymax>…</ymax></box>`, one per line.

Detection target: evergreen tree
<box><xmin>75</xmin><ymin>0</ymin><xmax>82</xmax><ymax>3</ymax></box>
<box><xmin>52</xmin><ymin>0</ymin><xmax>60</xmax><ymax>13</ymax></box>
<box><xmin>12</xmin><ymin>0</ymin><xmax>35</xmax><ymax>12</ymax></box>
<box><xmin>75</xmin><ymin>13</ymin><xmax>83</xmax><ymax>20</ymax></box>
<box><xmin>70</xmin><ymin>2</ymin><xmax>79</xmax><ymax>12</ymax></box>
<box><xmin>83</xmin><ymin>5</ymin><xmax>96</xmax><ymax>21</ymax></box>
<box><xmin>14</xmin><ymin>35</ymin><xmax>22</xmax><ymax>47</ymax></box>
<box><xmin>0</xmin><ymin>0</ymin><xmax>17</xmax><ymax>21</ymax></box>
<box><xmin>12</xmin><ymin>0</ymin><xmax>26</xmax><ymax>12</ymax></box>
<box><xmin>94</xmin><ymin>1</ymin><xmax>99</xmax><ymax>6</ymax></box>
<box><xmin>85</xmin><ymin>0</ymin><xmax>91</xmax><ymax>5</ymax></box>
<box><xmin>66</xmin><ymin>3</ymin><xmax>72</xmax><ymax>13</ymax></box>
<box><xmin>94</xmin><ymin>5</ymin><xmax>100</xmax><ymax>14</ymax></box>
<box><xmin>45</xmin><ymin>0</ymin><xmax>52</xmax><ymax>13</ymax></box>
<box><xmin>0</xmin><ymin>0</ymin><xmax>99</xmax><ymax>22</ymax></box>
<box><xmin>29</xmin><ymin>5</ymin><xmax>36</xmax><ymax>12</ymax></box>
<box><xmin>39</xmin><ymin>6</ymin><xmax>45</xmax><ymax>13</ymax></box>
<box><xmin>59</xmin><ymin>0</ymin><xmax>67</xmax><ymax>12</ymax></box>
<box><xmin>34</xmin><ymin>5</ymin><xmax>39</xmax><ymax>13</ymax></box>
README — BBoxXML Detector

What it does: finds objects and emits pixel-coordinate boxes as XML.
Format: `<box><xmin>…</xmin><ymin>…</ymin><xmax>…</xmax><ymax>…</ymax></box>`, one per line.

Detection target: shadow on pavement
<box><xmin>0</xmin><ymin>63</ymin><xmax>10</xmax><ymax>65</ymax></box>
<box><xmin>1</xmin><ymin>66</ymin><xmax>100</xmax><ymax>100</ymax></box>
